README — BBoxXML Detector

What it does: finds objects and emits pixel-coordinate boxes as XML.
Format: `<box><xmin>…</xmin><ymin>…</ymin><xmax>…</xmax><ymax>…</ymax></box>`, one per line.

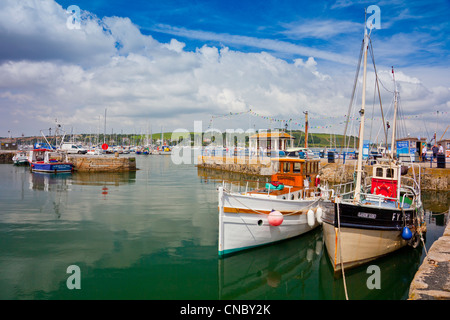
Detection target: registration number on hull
<box><xmin>357</xmin><ymin>212</ymin><xmax>377</xmax><ymax>219</ymax></box>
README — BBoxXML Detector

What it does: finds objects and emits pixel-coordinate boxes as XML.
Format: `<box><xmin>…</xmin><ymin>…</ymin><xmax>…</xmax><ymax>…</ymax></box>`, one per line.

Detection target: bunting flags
<box><xmin>207</xmin><ymin>109</ymin><xmax>448</xmax><ymax>129</ymax></box>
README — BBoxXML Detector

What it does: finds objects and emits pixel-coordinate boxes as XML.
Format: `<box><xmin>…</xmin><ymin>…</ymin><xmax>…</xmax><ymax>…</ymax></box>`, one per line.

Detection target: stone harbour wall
<box><xmin>68</xmin><ymin>154</ymin><xmax>137</xmax><ymax>172</ymax></box>
<box><xmin>408</xmin><ymin>218</ymin><xmax>450</xmax><ymax>300</ymax></box>
<box><xmin>197</xmin><ymin>156</ymin><xmax>272</xmax><ymax>176</ymax></box>
<box><xmin>197</xmin><ymin>156</ymin><xmax>450</xmax><ymax>191</ymax></box>
<box><xmin>0</xmin><ymin>151</ymin><xmax>14</xmax><ymax>163</ymax></box>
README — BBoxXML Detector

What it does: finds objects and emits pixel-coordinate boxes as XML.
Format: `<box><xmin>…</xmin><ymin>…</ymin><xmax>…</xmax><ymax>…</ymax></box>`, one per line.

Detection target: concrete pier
<box><xmin>408</xmin><ymin>216</ymin><xmax>450</xmax><ymax>300</ymax></box>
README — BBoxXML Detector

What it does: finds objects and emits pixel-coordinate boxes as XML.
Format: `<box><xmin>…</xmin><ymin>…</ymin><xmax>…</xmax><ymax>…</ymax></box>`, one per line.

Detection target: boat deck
<box><xmin>247</xmin><ymin>186</ymin><xmax>302</xmax><ymax>196</ymax></box>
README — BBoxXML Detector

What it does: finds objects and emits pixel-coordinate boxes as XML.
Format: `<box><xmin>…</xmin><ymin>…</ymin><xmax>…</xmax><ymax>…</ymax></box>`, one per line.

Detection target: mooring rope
<box><xmin>336</xmin><ymin>197</ymin><xmax>349</xmax><ymax>300</ymax></box>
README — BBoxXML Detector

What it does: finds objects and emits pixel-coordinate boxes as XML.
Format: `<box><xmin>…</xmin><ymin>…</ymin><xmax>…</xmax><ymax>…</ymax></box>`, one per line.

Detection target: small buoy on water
<box><xmin>402</xmin><ymin>226</ymin><xmax>413</xmax><ymax>240</ymax></box>
<box><xmin>307</xmin><ymin>209</ymin><xmax>315</xmax><ymax>227</ymax></box>
<box><xmin>315</xmin><ymin>207</ymin><xmax>323</xmax><ymax>224</ymax></box>
<box><xmin>268</xmin><ymin>210</ymin><xmax>283</xmax><ymax>226</ymax></box>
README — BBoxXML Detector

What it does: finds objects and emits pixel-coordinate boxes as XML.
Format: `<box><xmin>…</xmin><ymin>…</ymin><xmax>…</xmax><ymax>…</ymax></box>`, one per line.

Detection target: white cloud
<box><xmin>281</xmin><ymin>19</ymin><xmax>362</xmax><ymax>40</ymax></box>
<box><xmin>0</xmin><ymin>0</ymin><xmax>448</xmax><ymax>139</ymax></box>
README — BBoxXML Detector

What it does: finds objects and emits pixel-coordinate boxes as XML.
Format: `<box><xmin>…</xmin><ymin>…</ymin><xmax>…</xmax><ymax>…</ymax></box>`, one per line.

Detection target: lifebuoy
<box><xmin>375</xmin><ymin>183</ymin><xmax>393</xmax><ymax>197</ymax></box>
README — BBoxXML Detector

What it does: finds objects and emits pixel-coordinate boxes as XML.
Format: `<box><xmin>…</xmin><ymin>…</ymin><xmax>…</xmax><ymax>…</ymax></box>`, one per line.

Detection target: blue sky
<box><xmin>0</xmin><ymin>0</ymin><xmax>449</xmax><ymax>142</ymax></box>
<box><xmin>53</xmin><ymin>0</ymin><xmax>449</xmax><ymax>67</ymax></box>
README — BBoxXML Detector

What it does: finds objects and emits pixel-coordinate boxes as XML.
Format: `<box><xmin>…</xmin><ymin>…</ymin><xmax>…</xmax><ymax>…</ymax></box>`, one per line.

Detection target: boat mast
<box><xmin>304</xmin><ymin>111</ymin><xmax>308</xmax><ymax>148</ymax></box>
<box><xmin>390</xmin><ymin>66</ymin><xmax>398</xmax><ymax>161</ymax></box>
<box><xmin>354</xmin><ymin>26</ymin><xmax>369</xmax><ymax>203</ymax></box>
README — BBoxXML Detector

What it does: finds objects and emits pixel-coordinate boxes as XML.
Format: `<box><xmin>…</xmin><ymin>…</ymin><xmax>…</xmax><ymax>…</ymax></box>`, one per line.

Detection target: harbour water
<box><xmin>0</xmin><ymin>156</ymin><xmax>448</xmax><ymax>300</ymax></box>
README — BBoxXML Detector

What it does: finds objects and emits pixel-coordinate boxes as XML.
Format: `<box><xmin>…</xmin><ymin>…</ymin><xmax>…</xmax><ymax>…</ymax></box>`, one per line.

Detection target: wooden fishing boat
<box><xmin>322</xmin><ymin>17</ymin><xmax>424</xmax><ymax>273</ymax></box>
<box><xmin>322</xmin><ymin>159</ymin><xmax>424</xmax><ymax>272</ymax></box>
<box><xmin>217</xmin><ymin>157</ymin><xmax>326</xmax><ymax>256</ymax></box>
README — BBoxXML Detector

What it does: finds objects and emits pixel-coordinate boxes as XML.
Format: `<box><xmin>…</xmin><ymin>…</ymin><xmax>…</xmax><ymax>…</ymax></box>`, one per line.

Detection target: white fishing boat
<box><xmin>217</xmin><ymin>157</ymin><xmax>327</xmax><ymax>256</ymax></box>
<box><xmin>12</xmin><ymin>151</ymin><xmax>29</xmax><ymax>165</ymax></box>
<box><xmin>322</xmin><ymin>14</ymin><xmax>424</xmax><ymax>273</ymax></box>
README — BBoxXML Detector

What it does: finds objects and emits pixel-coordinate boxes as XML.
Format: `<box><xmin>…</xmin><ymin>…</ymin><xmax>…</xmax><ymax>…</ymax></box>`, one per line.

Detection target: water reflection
<box><xmin>219</xmin><ymin>228</ymin><xmax>323</xmax><ymax>300</ymax></box>
<box><xmin>71</xmin><ymin>171</ymin><xmax>136</xmax><ymax>187</ymax></box>
<box><xmin>0</xmin><ymin>161</ymin><xmax>446</xmax><ymax>300</ymax></box>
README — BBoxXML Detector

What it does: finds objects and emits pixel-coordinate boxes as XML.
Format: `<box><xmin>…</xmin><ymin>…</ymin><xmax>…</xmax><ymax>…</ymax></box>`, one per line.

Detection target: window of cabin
<box><xmin>376</xmin><ymin>168</ymin><xmax>383</xmax><ymax>177</ymax></box>
<box><xmin>293</xmin><ymin>162</ymin><xmax>301</xmax><ymax>173</ymax></box>
<box><xmin>283</xmin><ymin>162</ymin><xmax>291</xmax><ymax>173</ymax></box>
<box><xmin>386</xmin><ymin>168</ymin><xmax>394</xmax><ymax>178</ymax></box>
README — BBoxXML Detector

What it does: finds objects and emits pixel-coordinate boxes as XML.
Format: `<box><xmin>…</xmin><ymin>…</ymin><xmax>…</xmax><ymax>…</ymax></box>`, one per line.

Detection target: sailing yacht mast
<box><xmin>390</xmin><ymin>67</ymin><xmax>398</xmax><ymax>160</ymax></box>
<box><xmin>354</xmin><ymin>27</ymin><xmax>369</xmax><ymax>203</ymax></box>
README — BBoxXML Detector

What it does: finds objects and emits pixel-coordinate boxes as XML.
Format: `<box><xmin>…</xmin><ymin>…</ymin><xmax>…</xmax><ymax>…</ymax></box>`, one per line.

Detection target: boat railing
<box><xmin>318</xmin><ymin>186</ymin><xmax>334</xmax><ymax>200</ymax></box>
<box><xmin>360</xmin><ymin>190</ymin><xmax>416</xmax><ymax>209</ymax></box>
<box><xmin>222</xmin><ymin>180</ymin><xmax>321</xmax><ymax>200</ymax></box>
<box><xmin>332</xmin><ymin>181</ymin><xmax>355</xmax><ymax>199</ymax></box>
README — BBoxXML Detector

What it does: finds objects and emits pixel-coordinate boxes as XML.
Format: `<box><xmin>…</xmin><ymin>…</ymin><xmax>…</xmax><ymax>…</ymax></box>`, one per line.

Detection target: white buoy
<box><xmin>307</xmin><ymin>209</ymin><xmax>315</xmax><ymax>227</ymax></box>
<box><xmin>316</xmin><ymin>207</ymin><xmax>323</xmax><ymax>224</ymax></box>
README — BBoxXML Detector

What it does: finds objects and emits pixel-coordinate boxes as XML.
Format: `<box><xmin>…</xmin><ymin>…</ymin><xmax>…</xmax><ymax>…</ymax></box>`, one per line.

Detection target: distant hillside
<box><xmin>288</xmin><ymin>130</ymin><xmax>359</xmax><ymax>148</ymax></box>
<box><xmin>5</xmin><ymin>130</ymin><xmax>359</xmax><ymax>148</ymax></box>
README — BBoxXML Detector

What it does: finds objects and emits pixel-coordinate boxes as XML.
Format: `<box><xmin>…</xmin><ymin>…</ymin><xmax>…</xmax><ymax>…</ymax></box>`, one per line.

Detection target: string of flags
<box><xmin>207</xmin><ymin>109</ymin><xmax>449</xmax><ymax>129</ymax></box>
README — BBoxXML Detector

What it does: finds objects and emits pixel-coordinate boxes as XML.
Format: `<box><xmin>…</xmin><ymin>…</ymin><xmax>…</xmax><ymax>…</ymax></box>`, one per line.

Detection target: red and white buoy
<box><xmin>268</xmin><ymin>210</ymin><xmax>283</xmax><ymax>226</ymax></box>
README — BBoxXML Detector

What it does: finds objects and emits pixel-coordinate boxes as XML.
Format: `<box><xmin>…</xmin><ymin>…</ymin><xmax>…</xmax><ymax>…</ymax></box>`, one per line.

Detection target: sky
<box><xmin>0</xmin><ymin>0</ymin><xmax>449</xmax><ymax>143</ymax></box>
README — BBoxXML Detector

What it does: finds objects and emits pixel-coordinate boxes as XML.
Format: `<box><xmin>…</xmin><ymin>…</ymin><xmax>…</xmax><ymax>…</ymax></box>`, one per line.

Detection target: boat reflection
<box><xmin>318</xmin><ymin>239</ymin><xmax>423</xmax><ymax>300</ymax></box>
<box><xmin>219</xmin><ymin>228</ymin><xmax>323</xmax><ymax>300</ymax></box>
<box><xmin>29</xmin><ymin>172</ymin><xmax>72</xmax><ymax>192</ymax></box>
<box><xmin>29</xmin><ymin>171</ymin><xmax>136</xmax><ymax>191</ymax></box>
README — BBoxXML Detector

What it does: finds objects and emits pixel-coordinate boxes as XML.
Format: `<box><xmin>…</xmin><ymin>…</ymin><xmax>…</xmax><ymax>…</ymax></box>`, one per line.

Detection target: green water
<box><xmin>0</xmin><ymin>156</ymin><xmax>448</xmax><ymax>300</ymax></box>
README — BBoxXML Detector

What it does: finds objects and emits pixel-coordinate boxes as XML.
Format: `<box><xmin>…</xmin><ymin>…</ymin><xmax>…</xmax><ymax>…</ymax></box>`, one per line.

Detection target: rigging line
<box><xmin>368</xmin><ymin>80</ymin><xmax>378</xmax><ymax>148</ymax></box>
<box><xmin>368</xmin><ymin>38</ymin><xmax>388</xmax><ymax>151</ymax></box>
<box><xmin>339</xmin><ymin>38</ymin><xmax>364</xmax><ymax>185</ymax></box>
<box><xmin>377</xmin><ymin>77</ymin><xmax>394</xmax><ymax>94</ymax></box>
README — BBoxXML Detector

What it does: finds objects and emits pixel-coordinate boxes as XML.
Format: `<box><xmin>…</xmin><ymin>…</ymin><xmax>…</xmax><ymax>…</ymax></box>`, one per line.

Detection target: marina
<box><xmin>1</xmin><ymin>1</ymin><xmax>449</xmax><ymax>303</ymax></box>
<box><xmin>0</xmin><ymin>156</ymin><xmax>448</xmax><ymax>300</ymax></box>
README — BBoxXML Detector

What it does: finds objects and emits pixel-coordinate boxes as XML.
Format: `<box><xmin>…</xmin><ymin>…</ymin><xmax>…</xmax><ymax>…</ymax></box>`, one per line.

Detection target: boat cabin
<box><xmin>28</xmin><ymin>149</ymin><xmax>66</xmax><ymax>164</ymax></box>
<box><xmin>370</xmin><ymin>159</ymin><xmax>399</xmax><ymax>199</ymax></box>
<box><xmin>271</xmin><ymin>158</ymin><xmax>320</xmax><ymax>188</ymax></box>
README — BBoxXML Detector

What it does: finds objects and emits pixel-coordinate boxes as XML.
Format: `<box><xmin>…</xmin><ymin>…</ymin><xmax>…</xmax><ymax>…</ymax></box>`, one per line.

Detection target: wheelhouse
<box><xmin>271</xmin><ymin>158</ymin><xmax>320</xmax><ymax>188</ymax></box>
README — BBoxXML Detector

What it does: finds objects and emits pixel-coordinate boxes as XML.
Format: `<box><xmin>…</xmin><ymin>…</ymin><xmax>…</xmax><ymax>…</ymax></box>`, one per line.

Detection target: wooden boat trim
<box><xmin>222</xmin><ymin>207</ymin><xmax>308</xmax><ymax>215</ymax></box>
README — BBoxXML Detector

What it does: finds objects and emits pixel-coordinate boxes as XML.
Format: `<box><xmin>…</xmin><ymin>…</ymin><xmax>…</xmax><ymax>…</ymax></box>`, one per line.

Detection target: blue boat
<box><xmin>29</xmin><ymin>149</ymin><xmax>74</xmax><ymax>173</ymax></box>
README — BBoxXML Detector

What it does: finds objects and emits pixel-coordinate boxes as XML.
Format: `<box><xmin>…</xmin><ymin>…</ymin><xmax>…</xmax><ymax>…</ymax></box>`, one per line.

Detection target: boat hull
<box><xmin>322</xmin><ymin>201</ymin><xmax>418</xmax><ymax>272</ymax></box>
<box><xmin>218</xmin><ymin>191</ymin><xmax>321</xmax><ymax>256</ymax></box>
<box><xmin>31</xmin><ymin>162</ymin><xmax>74</xmax><ymax>173</ymax></box>
<box><xmin>14</xmin><ymin>160</ymin><xmax>29</xmax><ymax>166</ymax></box>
